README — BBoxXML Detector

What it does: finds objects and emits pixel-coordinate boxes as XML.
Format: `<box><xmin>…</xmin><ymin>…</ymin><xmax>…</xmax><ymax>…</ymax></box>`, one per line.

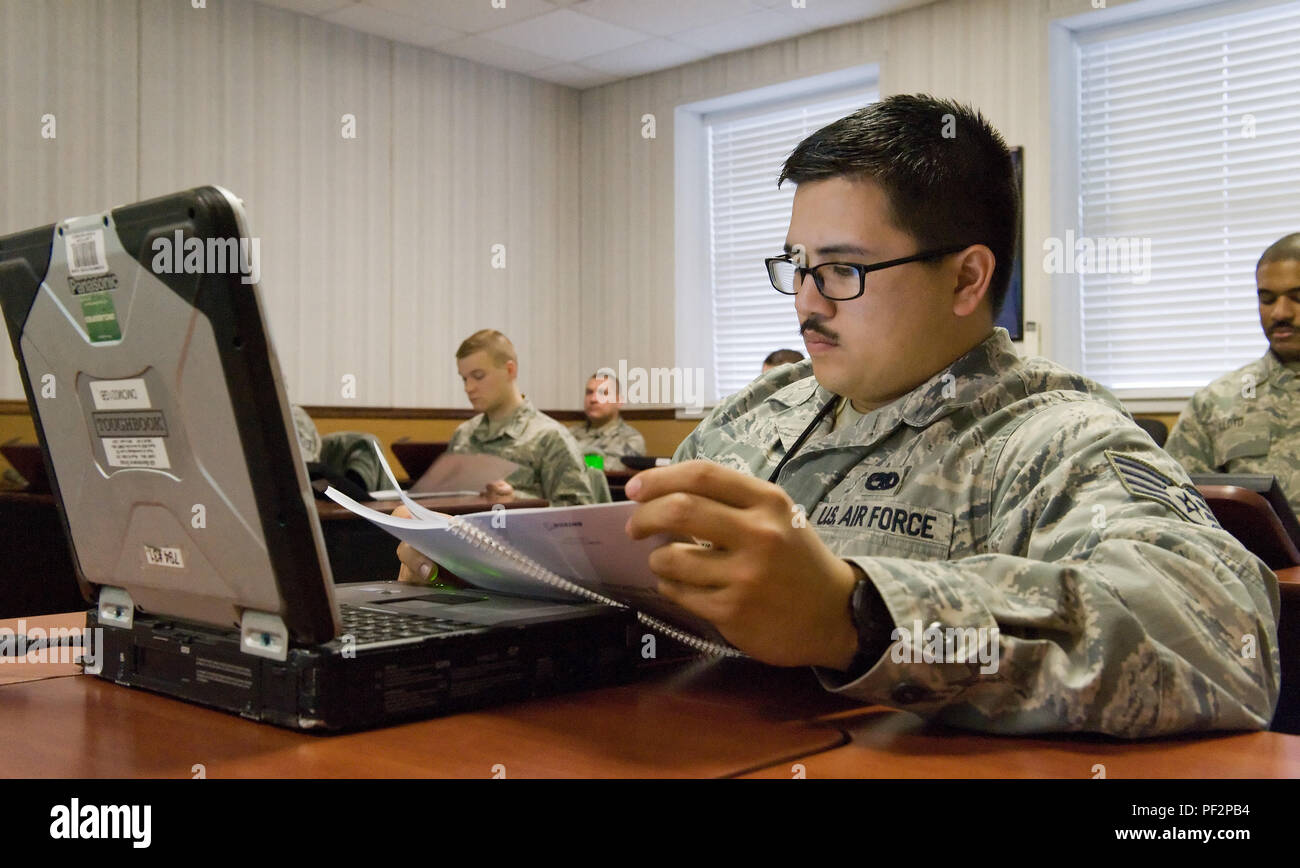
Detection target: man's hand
<box><xmin>482</xmin><ymin>480</ymin><xmax>515</xmax><ymax>504</ymax></box>
<box><xmin>624</xmin><ymin>459</ymin><xmax>860</xmax><ymax>669</ymax></box>
<box><xmin>393</xmin><ymin>504</ymin><xmax>463</xmax><ymax>586</ymax></box>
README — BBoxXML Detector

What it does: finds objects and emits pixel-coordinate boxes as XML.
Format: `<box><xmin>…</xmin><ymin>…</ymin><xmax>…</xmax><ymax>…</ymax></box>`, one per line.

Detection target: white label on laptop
<box><xmin>90</xmin><ymin>378</ymin><xmax>151</xmax><ymax>410</ymax></box>
<box><xmin>65</xmin><ymin>229</ymin><xmax>108</xmax><ymax>277</ymax></box>
<box><xmin>103</xmin><ymin>437</ymin><xmax>171</xmax><ymax>469</ymax></box>
<box><xmin>143</xmin><ymin>545</ymin><xmax>185</xmax><ymax>569</ymax></box>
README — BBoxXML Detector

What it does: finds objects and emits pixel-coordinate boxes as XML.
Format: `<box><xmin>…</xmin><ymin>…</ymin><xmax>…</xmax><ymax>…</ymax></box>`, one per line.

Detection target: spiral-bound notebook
<box><xmin>325</xmin><ymin>479</ymin><xmax>740</xmax><ymax>658</ymax></box>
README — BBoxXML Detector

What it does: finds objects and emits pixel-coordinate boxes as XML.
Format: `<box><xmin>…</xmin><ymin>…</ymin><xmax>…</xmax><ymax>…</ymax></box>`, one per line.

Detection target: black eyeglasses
<box><xmin>765</xmin><ymin>245</ymin><xmax>968</xmax><ymax>300</ymax></box>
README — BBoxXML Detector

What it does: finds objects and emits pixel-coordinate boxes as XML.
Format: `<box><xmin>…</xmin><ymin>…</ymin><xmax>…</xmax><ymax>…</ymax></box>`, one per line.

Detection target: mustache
<box><xmin>800</xmin><ymin>316</ymin><xmax>839</xmax><ymax>343</ymax></box>
<box><xmin>1269</xmin><ymin>321</ymin><xmax>1296</xmax><ymax>334</ymax></box>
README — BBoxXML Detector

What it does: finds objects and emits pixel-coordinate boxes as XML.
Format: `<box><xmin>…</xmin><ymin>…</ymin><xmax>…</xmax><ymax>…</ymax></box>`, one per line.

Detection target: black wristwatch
<box><xmin>846</xmin><ymin>570</ymin><xmax>893</xmax><ymax>676</ymax></box>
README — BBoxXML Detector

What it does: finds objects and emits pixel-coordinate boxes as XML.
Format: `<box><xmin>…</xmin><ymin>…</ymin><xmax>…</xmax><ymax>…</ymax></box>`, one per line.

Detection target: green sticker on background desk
<box><xmin>78</xmin><ymin>291</ymin><xmax>122</xmax><ymax>342</ymax></box>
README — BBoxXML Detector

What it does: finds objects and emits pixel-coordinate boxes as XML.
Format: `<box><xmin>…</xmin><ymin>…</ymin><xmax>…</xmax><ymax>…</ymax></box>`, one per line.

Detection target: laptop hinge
<box><xmin>240</xmin><ymin>610</ymin><xmax>289</xmax><ymax>662</ymax></box>
<box><xmin>98</xmin><ymin>587</ymin><xmax>135</xmax><ymax>629</ymax></box>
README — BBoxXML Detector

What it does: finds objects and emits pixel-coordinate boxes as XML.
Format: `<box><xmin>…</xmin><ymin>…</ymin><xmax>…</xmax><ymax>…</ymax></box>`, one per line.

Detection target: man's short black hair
<box><xmin>1258</xmin><ymin>233</ymin><xmax>1300</xmax><ymax>271</ymax></box>
<box><xmin>778</xmin><ymin>93</ymin><xmax>1019</xmax><ymax>316</ymax></box>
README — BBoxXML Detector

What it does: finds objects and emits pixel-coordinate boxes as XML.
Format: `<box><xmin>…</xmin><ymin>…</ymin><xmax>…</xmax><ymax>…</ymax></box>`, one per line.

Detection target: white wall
<box><xmin>2</xmin><ymin>0</ymin><xmax>1145</xmax><ymax>409</ymax></box>
<box><xmin>0</xmin><ymin>0</ymin><xmax>581</xmax><ymax>409</ymax></box>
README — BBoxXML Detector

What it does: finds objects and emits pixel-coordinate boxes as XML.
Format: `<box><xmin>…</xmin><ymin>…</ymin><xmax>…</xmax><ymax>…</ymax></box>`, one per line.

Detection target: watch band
<box><xmin>847</xmin><ymin>571</ymin><xmax>893</xmax><ymax>676</ymax></box>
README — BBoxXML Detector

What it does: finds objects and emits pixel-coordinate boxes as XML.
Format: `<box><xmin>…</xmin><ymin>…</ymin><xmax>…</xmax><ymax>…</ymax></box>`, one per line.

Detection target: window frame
<box><xmin>673</xmin><ymin>65</ymin><xmax>878</xmax><ymax>410</ymax></box>
<box><xmin>1048</xmin><ymin>0</ymin><xmax>1298</xmax><ymax>412</ymax></box>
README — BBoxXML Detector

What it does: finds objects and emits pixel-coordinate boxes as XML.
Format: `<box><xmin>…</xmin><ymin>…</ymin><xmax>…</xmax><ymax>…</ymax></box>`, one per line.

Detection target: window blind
<box><xmin>1076</xmin><ymin>1</ymin><xmax>1300</xmax><ymax>391</ymax></box>
<box><xmin>706</xmin><ymin>89</ymin><xmax>877</xmax><ymax>397</ymax></box>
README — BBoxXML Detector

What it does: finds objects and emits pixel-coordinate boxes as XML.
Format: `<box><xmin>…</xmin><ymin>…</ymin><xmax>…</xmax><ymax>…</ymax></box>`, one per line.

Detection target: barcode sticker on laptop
<box><xmin>65</xmin><ymin>229</ymin><xmax>108</xmax><ymax>277</ymax></box>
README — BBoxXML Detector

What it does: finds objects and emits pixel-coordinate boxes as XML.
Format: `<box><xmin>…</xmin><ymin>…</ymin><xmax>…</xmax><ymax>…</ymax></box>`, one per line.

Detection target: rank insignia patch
<box><xmin>1105</xmin><ymin>450</ymin><xmax>1220</xmax><ymax>527</ymax></box>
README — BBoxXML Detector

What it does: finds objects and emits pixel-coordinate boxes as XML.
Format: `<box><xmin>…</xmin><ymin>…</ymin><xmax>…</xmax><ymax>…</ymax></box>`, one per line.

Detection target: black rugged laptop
<box><xmin>0</xmin><ymin>185</ymin><xmax>634</xmax><ymax>730</ymax></box>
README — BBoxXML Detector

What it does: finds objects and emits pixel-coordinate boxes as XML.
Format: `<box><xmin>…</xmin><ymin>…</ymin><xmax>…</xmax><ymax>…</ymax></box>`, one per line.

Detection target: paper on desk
<box><xmin>411</xmin><ymin>452</ymin><xmax>521</xmax><ymax>496</ymax></box>
<box><xmin>456</xmin><ymin>503</ymin><xmax>727</xmax><ymax>643</ymax></box>
<box><xmin>322</xmin><ymin>487</ymin><xmax>728</xmax><ymax>645</ymax></box>
<box><xmin>322</xmin><ymin>486</ymin><xmax>579</xmax><ymax>602</ymax></box>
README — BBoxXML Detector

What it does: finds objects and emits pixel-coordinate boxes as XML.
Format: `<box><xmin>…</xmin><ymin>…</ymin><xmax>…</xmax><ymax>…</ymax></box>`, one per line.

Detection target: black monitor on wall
<box><xmin>994</xmin><ymin>146</ymin><xmax>1025</xmax><ymax>342</ymax></box>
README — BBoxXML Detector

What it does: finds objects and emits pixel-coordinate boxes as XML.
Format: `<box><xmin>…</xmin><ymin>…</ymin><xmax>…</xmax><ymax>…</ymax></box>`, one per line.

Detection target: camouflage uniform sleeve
<box><xmin>446</xmin><ymin>420</ymin><xmax>473</xmax><ymax>453</ymax></box>
<box><xmin>673</xmin><ymin>421</ymin><xmax>706</xmax><ymax>462</ymax></box>
<box><xmin>624</xmin><ymin>427</ymin><xmax>646</xmax><ymax>457</ymax></box>
<box><xmin>1164</xmin><ymin>391</ymin><xmax>1218</xmax><ymax>473</ymax></box>
<box><xmin>675</xmin><ymin>363</ymin><xmax>814</xmax><ymax>465</ymax></box>
<box><xmin>534</xmin><ymin>428</ymin><xmax>597</xmax><ymax>506</ymax></box>
<box><xmin>819</xmin><ymin>400</ymin><xmax>1280</xmax><ymax>737</ymax></box>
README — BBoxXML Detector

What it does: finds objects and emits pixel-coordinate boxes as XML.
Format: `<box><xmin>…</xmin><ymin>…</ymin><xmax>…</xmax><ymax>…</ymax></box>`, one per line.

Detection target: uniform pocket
<box><xmin>1211</xmin><ymin>420</ymin><xmax>1269</xmax><ymax>469</ymax></box>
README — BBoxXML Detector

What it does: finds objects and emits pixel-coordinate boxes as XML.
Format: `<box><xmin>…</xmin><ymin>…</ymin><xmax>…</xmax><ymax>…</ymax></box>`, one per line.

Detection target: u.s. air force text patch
<box><xmin>1105</xmin><ymin>450</ymin><xmax>1220</xmax><ymax>527</ymax></box>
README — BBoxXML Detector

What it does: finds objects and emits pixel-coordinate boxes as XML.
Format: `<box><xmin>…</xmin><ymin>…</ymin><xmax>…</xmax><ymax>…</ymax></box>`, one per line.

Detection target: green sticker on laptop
<box><xmin>78</xmin><ymin>291</ymin><xmax>122</xmax><ymax>342</ymax></box>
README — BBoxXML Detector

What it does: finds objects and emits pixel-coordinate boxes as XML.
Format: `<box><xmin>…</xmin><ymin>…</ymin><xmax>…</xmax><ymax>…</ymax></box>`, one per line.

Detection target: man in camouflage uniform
<box><xmin>1166</xmin><ymin>233</ymin><xmax>1300</xmax><ymax>516</ymax></box>
<box><xmin>445</xmin><ymin>329</ymin><xmax>594</xmax><ymax>506</ymax></box>
<box><xmin>622</xmin><ymin>95</ymin><xmax>1279</xmax><ymax>737</ymax></box>
<box><xmin>290</xmin><ymin>405</ymin><xmax>322</xmax><ymax>463</ymax></box>
<box><xmin>569</xmin><ymin>372</ymin><xmax>646</xmax><ymax>471</ymax></box>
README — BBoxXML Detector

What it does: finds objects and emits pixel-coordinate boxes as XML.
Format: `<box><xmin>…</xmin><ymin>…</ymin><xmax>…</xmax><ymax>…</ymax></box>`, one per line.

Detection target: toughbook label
<box><xmin>64</xmin><ymin>229</ymin><xmax>108</xmax><ymax>277</ymax></box>
<box><xmin>143</xmin><ymin>545</ymin><xmax>184</xmax><ymax>569</ymax></box>
<box><xmin>90</xmin><ymin>378</ymin><xmax>151</xmax><ymax>410</ymax></box>
<box><xmin>93</xmin><ymin>410</ymin><xmax>168</xmax><ymax>438</ymax></box>
<box><xmin>103</xmin><ymin>437</ymin><xmax>170</xmax><ymax>469</ymax></box>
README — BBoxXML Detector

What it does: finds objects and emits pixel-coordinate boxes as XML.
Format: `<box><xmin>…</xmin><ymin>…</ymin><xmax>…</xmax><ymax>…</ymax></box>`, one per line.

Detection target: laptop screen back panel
<box><xmin>0</xmin><ymin>186</ymin><xmax>337</xmax><ymax>644</ymax></box>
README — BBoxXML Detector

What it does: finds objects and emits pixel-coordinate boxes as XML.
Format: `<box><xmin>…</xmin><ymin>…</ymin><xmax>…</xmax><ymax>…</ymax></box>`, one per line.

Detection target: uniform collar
<box><xmin>1262</xmin><ymin>349</ymin><xmax>1300</xmax><ymax>387</ymax></box>
<box><xmin>475</xmin><ymin>398</ymin><xmax>534</xmax><ymax>442</ymax></box>
<box><xmin>769</xmin><ymin>376</ymin><xmax>828</xmax><ymax>450</ymax></box>
<box><xmin>898</xmin><ymin>327</ymin><xmax>1019</xmax><ymax>426</ymax></box>
<box><xmin>770</xmin><ymin>328</ymin><xmax>1017</xmax><ymax>452</ymax></box>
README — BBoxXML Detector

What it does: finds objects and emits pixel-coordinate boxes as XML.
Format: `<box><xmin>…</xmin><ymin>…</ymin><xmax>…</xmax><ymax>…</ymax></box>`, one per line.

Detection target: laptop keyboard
<box><xmin>339</xmin><ymin>604</ymin><xmax>483</xmax><ymax>647</ymax></box>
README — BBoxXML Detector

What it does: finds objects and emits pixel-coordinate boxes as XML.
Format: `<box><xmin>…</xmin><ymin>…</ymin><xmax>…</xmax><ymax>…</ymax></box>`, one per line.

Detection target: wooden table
<box><xmin>0</xmin><ymin>616</ymin><xmax>847</xmax><ymax>778</ymax></box>
<box><xmin>742</xmin><ymin>708</ymin><xmax>1300</xmax><ymax>778</ymax></box>
<box><xmin>3</xmin><ymin>613</ymin><xmax>1299</xmax><ymax>779</ymax></box>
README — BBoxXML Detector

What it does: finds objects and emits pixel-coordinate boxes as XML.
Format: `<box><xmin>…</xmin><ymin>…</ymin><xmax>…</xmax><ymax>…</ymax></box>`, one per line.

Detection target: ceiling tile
<box><xmin>365</xmin><ymin>0</ymin><xmax>555</xmax><ymax>34</ymax></box>
<box><xmin>767</xmin><ymin>0</ymin><xmax>922</xmax><ymax>29</ymax></box>
<box><xmin>481</xmin><ymin>8</ymin><xmax>645</xmax><ymax>63</ymax></box>
<box><xmin>579</xmin><ymin>38</ymin><xmax>710</xmax><ymax>77</ymax></box>
<box><xmin>321</xmin><ymin>4</ymin><xmax>466</xmax><ymax>46</ymax></box>
<box><xmin>671</xmin><ymin>9</ymin><xmax>807</xmax><ymax>53</ymax></box>
<box><xmin>530</xmin><ymin>63</ymin><xmax>622</xmax><ymax>89</ymax></box>
<box><xmin>571</xmin><ymin>0</ymin><xmax>763</xmax><ymax>38</ymax></box>
<box><xmin>257</xmin><ymin>0</ymin><xmax>357</xmax><ymax>14</ymax></box>
<box><xmin>432</xmin><ymin>35</ymin><xmax>558</xmax><ymax>73</ymax></box>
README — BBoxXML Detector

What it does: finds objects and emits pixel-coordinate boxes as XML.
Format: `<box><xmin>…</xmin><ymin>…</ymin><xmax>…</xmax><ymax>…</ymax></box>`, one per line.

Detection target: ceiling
<box><xmin>255</xmin><ymin>0</ymin><xmax>935</xmax><ymax>89</ymax></box>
